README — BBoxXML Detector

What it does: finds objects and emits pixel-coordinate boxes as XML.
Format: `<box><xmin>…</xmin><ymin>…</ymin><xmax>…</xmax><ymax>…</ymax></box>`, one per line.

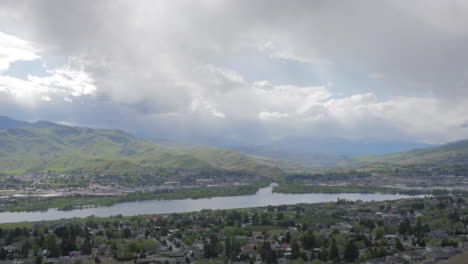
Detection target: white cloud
<box><xmin>198</xmin><ymin>77</ymin><xmax>468</xmax><ymax>142</ymax></box>
<box><xmin>256</xmin><ymin>40</ymin><xmax>330</xmax><ymax>66</ymax></box>
<box><xmin>190</xmin><ymin>96</ymin><xmax>225</xmax><ymax>118</ymax></box>
<box><xmin>258</xmin><ymin>111</ymin><xmax>289</xmax><ymax>121</ymax></box>
<box><xmin>0</xmin><ymin>58</ymin><xmax>96</xmax><ymax>106</ymax></box>
<box><xmin>0</xmin><ymin>31</ymin><xmax>39</xmax><ymax>71</ymax></box>
<box><xmin>40</xmin><ymin>95</ymin><xmax>51</xmax><ymax>102</ymax></box>
<box><xmin>2</xmin><ymin>1</ymin><xmax>468</xmax><ymax>144</ymax></box>
<box><xmin>204</xmin><ymin>65</ymin><xmax>245</xmax><ymax>85</ymax></box>
<box><xmin>29</xmin><ymin>59</ymin><xmax>96</xmax><ymax>97</ymax></box>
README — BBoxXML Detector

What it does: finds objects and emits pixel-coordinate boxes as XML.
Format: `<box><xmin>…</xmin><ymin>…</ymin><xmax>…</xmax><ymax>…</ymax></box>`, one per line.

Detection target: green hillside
<box><xmin>0</xmin><ymin>121</ymin><xmax>283</xmax><ymax>177</ymax></box>
<box><xmin>339</xmin><ymin>140</ymin><xmax>468</xmax><ymax>168</ymax></box>
<box><xmin>232</xmin><ymin>145</ymin><xmax>346</xmax><ymax>171</ymax></box>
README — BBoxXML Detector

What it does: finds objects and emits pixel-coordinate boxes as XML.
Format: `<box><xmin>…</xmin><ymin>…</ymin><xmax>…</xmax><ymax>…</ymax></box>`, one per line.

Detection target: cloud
<box><xmin>1</xmin><ymin>1</ymin><xmax>468</xmax><ymax>145</ymax></box>
<box><xmin>29</xmin><ymin>58</ymin><xmax>96</xmax><ymax>97</ymax></box>
<box><xmin>40</xmin><ymin>95</ymin><xmax>51</xmax><ymax>102</ymax></box>
<box><xmin>0</xmin><ymin>31</ymin><xmax>39</xmax><ymax>71</ymax></box>
<box><xmin>190</xmin><ymin>96</ymin><xmax>226</xmax><ymax>118</ymax></box>
<box><xmin>0</xmin><ymin>57</ymin><xmax>96</xmax><ymax>106</ymax></box>
<box><xmin>258</xmin><ymin>112</ymin><xmax>289</xmax><ymax>121</ymax></box>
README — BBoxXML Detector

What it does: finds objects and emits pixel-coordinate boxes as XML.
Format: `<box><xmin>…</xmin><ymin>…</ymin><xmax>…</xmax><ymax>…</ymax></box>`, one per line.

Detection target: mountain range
<box><xmin>0</xmin><ymin>116</ymin><xmax>30</xmax><ymax>130</ymax></box>
<box><xmin>0</xmin><ymin>116</ymin><xmax>282</xmax><ymax>177</ymax></box>
<box><xmin>261</xmin><ymin>136</ymin><xmax>435</xmax><ymax>156</ymax></box>
<box><xmin>230</xmin><ymin>145</ymin><xmax>347</xmax><ymax>170</ymax></box>
<box><xmin>340</xmin><ymin>139</ymin><xmax>468</xmax><ymax>168</ymax></box>
<box><xmin>1</xmin><ymin>115</ymin><xmax>467</xmax><ymax>176</ymax></box>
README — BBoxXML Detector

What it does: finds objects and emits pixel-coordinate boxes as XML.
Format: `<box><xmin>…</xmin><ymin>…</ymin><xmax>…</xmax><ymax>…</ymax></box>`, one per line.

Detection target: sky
<box><xmin>1</xmin><ymin>0</ymin><xmax>468</xmax><ymax>145</ymax></box>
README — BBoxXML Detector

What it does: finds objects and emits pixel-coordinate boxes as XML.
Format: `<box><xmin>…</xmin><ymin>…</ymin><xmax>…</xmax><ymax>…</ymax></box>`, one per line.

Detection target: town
<box><xmin>0</xmin><ymin>169</ymin><xmax>267</xmax><ymax>212</ymax></box>
<box><xmin>0</xmin><ymin>194</ymin><xmax>466</xmax><ymax>264</ymax></box>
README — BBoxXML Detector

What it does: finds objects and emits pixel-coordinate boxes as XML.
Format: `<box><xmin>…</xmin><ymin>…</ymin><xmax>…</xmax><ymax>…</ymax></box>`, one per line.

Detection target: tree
<box><xmin>453</xmin><ymin>221</ymin><xmax>465</xmax><ymax>233</ymax></box>
<box><xmin>329</xmin><ymin>238</ymin><xmax>339</xmax><ymax>261</ymax></box>
<box><xmin>351</xmin><ymin>223</ymin><xmax>362</xmax><ymax>233</ymax></box>
<box><xmin>283</xmin><ymin>232</ymin><xmax>291</xmax><ymax>243</ymax></box>
<box><xmin>252</xmin><ymin>213</ymin><xmax>259</xmax><ymax>225</ymax></box>
<box><xmin>277</xmin><ymin>212</ymin><xmax>284</xmax><ymax>220</ymax></box>
<box><xmin>225</xmin><ymin>235</ymin><xmax>237</xmax><ymax>260</ymax></box>
<box><xmin>204</xmin><ymin>234</ymin><xmax>223</xmax><ymax>259</ymax></box>
<box><xmin>414</xmin><ymin>217</ymin><xmax>423</xmax><ymax>235</ymax></box>
<box><xmin>80</xmin><ymin>238</ymin><xmax>93</xmax><ymax>255</ymax></box>
<box><xmin>61</xmin><ymin>237</ymin><xmax>77</xmax><ymax>256</ymax></box>
<box><xmin>21</xmin><ymin>240</ymin><xmax>31</xmax><ymax>258</ymax></box>
<box><xmin>344</xmin><ymin>240</ymin><xmax>359</xmax><ymax>262</ymax></box>
<box><xmin>34</xmin><ymin>255</ymin><xmax>43</xmax><ymax>264</ymax></box>
<box><xmin>395</xmin><ymin>239</ymin><xmax>405</xmax><ymax>252</ymax></box>
<box><xmin>399</xmin><ymin>218</ymin><xmax>412</xmax><ymax>235</ymax></box>
<box><xmin>264</xmin><ymin>250</ymin><xmax>277</xmax><ymax>264</ymax></box>
<box><xmin>302</xmin><ymin>231</ymin><xmax>315</xmax><ymax>250</ymax></box>
<box><xmin>372</xmin><ymin>226</ymin><xmax>385</xmax><ymax>240</ymax></box>
<box><xmin>290</xmin><ymin>240</ymin><xmax>300</xmax><ymax>259</ymax></box>
<box><xmin>0</xmin><ymin>248</ymin><xmax>7</xmax><ymax>260</ymax></box>
<box><xmin>203</xmin><ymin>243</ymin><xmax>212</xmax><ymax>258</ymax></box>
<box><xmin>123</xmin><ymin>227</ymin><xmax>132</xmax><ymax>238</ymax></box>
<box><xmin>45</xmin><ymin>233</ymin><xmax>60</xmax><ymax>258</ymax></box>
<box><xmin>142</xmin><ymin>239</ymin><xmax>157</xmax><ymax>253</ymax></box>
<box><xmin>212</xmin><ymin>235</ymin><xmax>223</xmax><ymax>257</ymax></box>
<box><xmin>259</xmin><ymin>241</ymin><xmax>276</xmax><ymax>264</ymax></box>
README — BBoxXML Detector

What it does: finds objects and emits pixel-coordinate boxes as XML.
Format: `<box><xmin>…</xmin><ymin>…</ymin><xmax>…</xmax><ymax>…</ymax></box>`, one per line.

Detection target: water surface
<box><xmin>0</xmin><ymin>184</ymin><xmax>421</xmax><ymax>223</ymax></box>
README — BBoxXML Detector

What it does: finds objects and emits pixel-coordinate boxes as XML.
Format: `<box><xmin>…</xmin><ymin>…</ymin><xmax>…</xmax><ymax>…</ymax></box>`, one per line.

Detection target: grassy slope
<box><xmin>232</xmin><ymin>145</ymin><xmax>347</xmax><ymax>170</ymax></box>
<box><xmin>339</xmin><ymin>140</ymin><xmax>468</xmax><ymax>167</ymax></box>
<box><xmin>0</xmin><ymin>122</ymin><xmax>283</xmax><ymax>177</ymax></box>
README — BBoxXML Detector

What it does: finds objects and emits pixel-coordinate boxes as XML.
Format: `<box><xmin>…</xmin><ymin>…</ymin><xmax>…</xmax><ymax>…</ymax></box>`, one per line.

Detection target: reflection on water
<box><xmin>0</xmin><ymin>184</ymin><xmax>422</xmax><ymax>223</ymax></box>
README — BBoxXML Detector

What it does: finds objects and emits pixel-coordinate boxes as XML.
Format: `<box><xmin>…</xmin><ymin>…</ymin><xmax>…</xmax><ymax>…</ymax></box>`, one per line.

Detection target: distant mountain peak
<box><xmin>31</xmin><ymin>120</ymin><xmax>67</xmax><ymax>128</ymax></box>
<box><xmin>340</xmin><ymin>138</ymin><xmax>468</xmax><ymax>167</ymax></box>
<box><xmin>0</xmin><ymin>115</ymin><xmax>30</xmax><ymax>130</ymax></box>
<box><xmin>0</xmin><ymin>118</ymin><xmax>283</xmax><ymax>178</ymax></box>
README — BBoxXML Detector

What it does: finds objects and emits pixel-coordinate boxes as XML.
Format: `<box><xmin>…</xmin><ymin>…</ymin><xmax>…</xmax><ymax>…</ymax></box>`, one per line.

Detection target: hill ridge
<box><xmin>340</xmin><ymin>139</ymin><xmax>468</xmax><ymax>168</ymax></box>
<box><xmin>0</xmin><ymin>120</ymin><xmax>283</xmax><ymax>178</ymax></box>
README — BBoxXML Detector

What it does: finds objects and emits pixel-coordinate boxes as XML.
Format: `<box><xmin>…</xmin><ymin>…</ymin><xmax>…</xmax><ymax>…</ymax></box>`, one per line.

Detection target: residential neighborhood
<box><xmin>1</xmin><ymin>195</ymin><xmax>466</xmax><ymax>264</ymax></box>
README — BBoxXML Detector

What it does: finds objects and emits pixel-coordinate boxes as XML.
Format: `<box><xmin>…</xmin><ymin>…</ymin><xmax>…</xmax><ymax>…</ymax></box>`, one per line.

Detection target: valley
<box><xmin>0</xmin><ymin>117</ymin><xmax>467</xmax><ymax>264</ymax></box>
<box><xmin>3</xmin><ymin>3</ymin><xmax>468</xmax><ymax>263</ymax></box>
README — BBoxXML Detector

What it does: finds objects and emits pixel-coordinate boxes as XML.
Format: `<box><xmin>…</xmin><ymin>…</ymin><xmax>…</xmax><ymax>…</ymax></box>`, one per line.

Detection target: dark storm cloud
<box><xmin>6</xmin><ymin>0</ymin><xmax>468</xmax><ymax>96</ymax></box>
<box><xmin>1</xmin><ymin>0</ymin><xmax>468</xmax><ymax>144</ymax></box>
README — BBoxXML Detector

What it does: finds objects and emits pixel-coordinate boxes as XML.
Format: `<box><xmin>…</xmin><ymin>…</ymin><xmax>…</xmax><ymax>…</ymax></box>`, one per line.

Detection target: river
<box><xmin>0</xmin><ymin>184</ymin><xmax>421</xmax><ymax>223</ymax></box>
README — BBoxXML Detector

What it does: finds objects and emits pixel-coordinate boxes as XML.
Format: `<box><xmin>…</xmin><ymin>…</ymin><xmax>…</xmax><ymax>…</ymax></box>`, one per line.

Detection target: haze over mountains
<box><xmin>0</xmin><ymin>116</ymin><xmax>283</xmax><ymax>177</ymax></box>
<box><xmin>3</xmin><ymin>1</ymin><xmax>468</xmax><ymax>165</ymax></box>
<box><xmin>1</xmin><ymin>115</ymin><xmax>467</xmax><ymax>175</ymax></box>
<box><xmin>229</xmin><ymin>138</ymin><xmax>433</xmax><ymax>158</ymax></box>
<box><xmin>341</xmin><ymin>139</ymin><xmax>468</xmax><ymax>168</ymax></box>
<box><xmin>0</xmin><ymin>116</ymin><xmax>30</xmax><ymax>130</ymax></box>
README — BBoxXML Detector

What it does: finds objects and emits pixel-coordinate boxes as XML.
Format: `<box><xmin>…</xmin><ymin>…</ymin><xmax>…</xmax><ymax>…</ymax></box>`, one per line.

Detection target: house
<box><xmin>427</xmin><ymin>229</ymin><xmax>447</xmax><ymax>239</ymax></box>
<box><xmin>271</xmin><ymin>242</ymin><xmax>282</xmax><ymax>250</ymax></box>
<box><xmin>458</xmin><ymin>241</ymin><xmax>468</xmax><ymax>249</ymax></box>
<box><xmin>330</xmin><ymin>223</ymin><xmax>352</xmax><ymax>233</ymax></box>
<box><xmin>163</xmin><ymin>182</ymin><xmax>180</xmax><ymax>185</ymax></box>
<box><xmin>425</xmin><ymin>251</ymin><xmax>449</xmax><ymax>262</ymax></box>
<box><xmin>3</xmin><ymin>245</ymin><xmax>16</xmax><ymax>252</ymax></box>
<box><xmin>385</xmin><ymin>255</ymin><xmax>409</xmax><ymax>264</ymax></box>
<box><xmin>425</xmin><ymin>248</ymin><xmax>461</xmax><ymax>262</ymax></box>
<box><xmin>366</xmin><ymin>257</ymin><xmax>388</xmax><ymax>264</ymax></box>
<box><xmin>196</xmin><ymin>179</ymin><xmax>214</xmax><ymax>184</ymax></box>
<box><xmin>401</xmin><ymin>250</ymin><xmax>425</xmax><ymax>261</ymax></box>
